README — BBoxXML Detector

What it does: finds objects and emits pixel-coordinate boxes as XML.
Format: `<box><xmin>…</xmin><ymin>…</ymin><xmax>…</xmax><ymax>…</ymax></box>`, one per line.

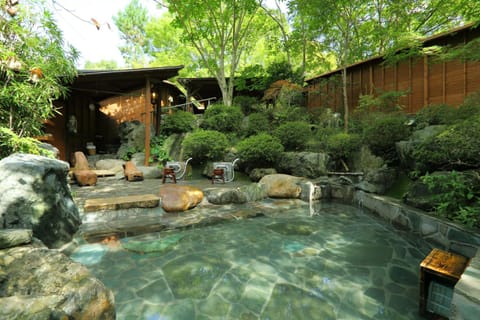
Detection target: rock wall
<box><xmin>0</xmin><ymin>229</ymin><xmax>115</xmax><ymax>319</ymax></box>
<box><xmin>0</xmin><ymin>154</ymin><xmax>81</xmax><ymax>248</ymax></box>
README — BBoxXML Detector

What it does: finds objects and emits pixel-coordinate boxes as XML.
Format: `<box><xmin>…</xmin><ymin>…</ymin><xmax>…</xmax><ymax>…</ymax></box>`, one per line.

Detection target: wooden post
<box><xmin>144</xmin><ymin>78</ymin><xmax>151</xmax><ymax>167</ymax></box>
<box><xmin>423</xmin><ymin>56</ymin><xmax>429</xmax><ymax>107</ymax></box>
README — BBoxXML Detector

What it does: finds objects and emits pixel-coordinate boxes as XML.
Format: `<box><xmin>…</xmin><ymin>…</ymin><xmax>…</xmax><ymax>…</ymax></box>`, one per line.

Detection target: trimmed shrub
<box><xmin>362</xmin><ymin>113</ymin><xmax>410</xmax><ymax>163</ymax></box>
<box><xmin>274</xmin><ymin>121</ymin><xmax>312</xmax><ymax>151</ymax></box>
<box><xmin>324</xmin><ymin>132</ymin><xmax>361</xmax><ymax>160</ymax></box>
<box><xmin>200</xmin><ymin>103</ymin><xmax>243</xmax><ymax>133</ymax></box>
<box><xmin>182</xmin><ymin>130</ymin><xmax>229</xmax><ymax>163</ymax></box>
<box><xmin>455</xmin><ymin>91</ymin><xmax>480</xmax><ymax>122</ymax></box>
<box><xmin>412</xmin><ymin>115</ymin><xmax>480</xmax><ymax>172</ymax></box>
<box><xmin>161</xmin><ymin>110</ymin><xmax>196</xmax><ymax>135</ymax></box>
<box><xmin>243</xmin><ymin>112</ymin><xmax>271</xmax><ymax>137</ymax></box>
<box><xmin>414</xmin><ymin>104</ymin><xmax>457</xmax><ymax>128</ymax></box>
<box><xmin>236</xmin><ymin>133</ymin><xmax>284</xmax><ymax>167</ymax></box>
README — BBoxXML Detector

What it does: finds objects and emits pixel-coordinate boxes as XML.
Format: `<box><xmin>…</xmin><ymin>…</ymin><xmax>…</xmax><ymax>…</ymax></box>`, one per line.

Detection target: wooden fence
<box><xmin>306</xmin><ymin>24</ymin><xmax>480</xmax><ymax>114</ymax></box>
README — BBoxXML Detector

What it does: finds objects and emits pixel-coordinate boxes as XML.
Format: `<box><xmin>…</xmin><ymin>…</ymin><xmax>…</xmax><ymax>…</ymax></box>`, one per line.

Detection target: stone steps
<box><xmin>84</xmin><ymin>194</ymin><xmax>160</xmax><ymax>212</ymax></box>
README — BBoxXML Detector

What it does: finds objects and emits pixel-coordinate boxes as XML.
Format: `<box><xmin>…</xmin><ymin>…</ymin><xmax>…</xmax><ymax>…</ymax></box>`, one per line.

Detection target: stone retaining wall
<box><xmin>348</xmin><ymin>190</ymin><xmax>479</xmax><ymax>320</ymax></box>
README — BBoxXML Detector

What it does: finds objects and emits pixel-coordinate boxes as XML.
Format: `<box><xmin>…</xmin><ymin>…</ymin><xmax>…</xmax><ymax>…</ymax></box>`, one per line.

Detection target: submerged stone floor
<box><xmin>70</xmin><ymin>176</ymin><xmax>432</xmax><ymax>319</ymax></box>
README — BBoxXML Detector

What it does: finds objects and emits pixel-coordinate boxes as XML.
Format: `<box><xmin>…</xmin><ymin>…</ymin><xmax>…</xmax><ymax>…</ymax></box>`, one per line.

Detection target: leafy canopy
<box><xmin>1</xmin><ymin>0</ymin><xmax>78</xmax><ymax>139</ymax></box>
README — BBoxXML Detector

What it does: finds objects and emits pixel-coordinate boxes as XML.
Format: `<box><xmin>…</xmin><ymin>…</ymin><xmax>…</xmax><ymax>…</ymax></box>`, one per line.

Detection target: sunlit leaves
<box><xmin>0</xmin><ymin>0</ymin><xmax>78</xmax><ymax>137</ymax></box>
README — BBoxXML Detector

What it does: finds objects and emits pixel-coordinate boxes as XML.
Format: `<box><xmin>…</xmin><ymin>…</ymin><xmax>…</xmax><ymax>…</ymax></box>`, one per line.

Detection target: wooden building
<box><xmin>42</xmin><ymin>66</ymin><xmax>183</xmax><ymax>163</ymax></box>
<box><xmin>306</xmin><ymin>23</ymin><xmax>480</xmax><ymax>114</ymax></box>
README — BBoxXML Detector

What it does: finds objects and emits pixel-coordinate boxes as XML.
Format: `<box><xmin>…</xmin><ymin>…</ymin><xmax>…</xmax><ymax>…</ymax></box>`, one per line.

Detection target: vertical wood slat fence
<box><xmin>306</xmin><ymin>24</ymin><xmax>480</xmax><ymax>114</ymax></box>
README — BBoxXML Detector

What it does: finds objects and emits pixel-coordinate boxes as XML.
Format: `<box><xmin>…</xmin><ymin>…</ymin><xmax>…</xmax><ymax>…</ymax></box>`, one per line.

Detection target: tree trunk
<box><xmin>342</xmin><ymin>66</ymin><xmax>349</xmax><ymax>132</ymax></box>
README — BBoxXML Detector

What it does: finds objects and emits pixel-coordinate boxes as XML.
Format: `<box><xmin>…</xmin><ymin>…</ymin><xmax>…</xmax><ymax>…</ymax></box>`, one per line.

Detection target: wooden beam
<box><xmin>424</xmin><ymin>56</ymin><xmax>429</xmax><ymax>106</ymax></box>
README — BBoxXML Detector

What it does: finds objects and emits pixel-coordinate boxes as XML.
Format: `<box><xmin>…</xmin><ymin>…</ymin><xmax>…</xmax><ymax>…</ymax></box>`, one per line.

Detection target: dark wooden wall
<box><xmin>306</xmin><ymin>25</ymin><xmax>480</xmax><ymax>114</ymax></box>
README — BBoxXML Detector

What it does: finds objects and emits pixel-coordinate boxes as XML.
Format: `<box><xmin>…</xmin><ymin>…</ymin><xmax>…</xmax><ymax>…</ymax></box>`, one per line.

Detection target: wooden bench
<box><xmin>84</xmin><ymin>194</ymin><xmax>160</xmax><ymax>212</ymax></box>
<box><xmin>419</xmin><ymin>248</ymin><xmax>470</xmax><ymax>319</ymax></box>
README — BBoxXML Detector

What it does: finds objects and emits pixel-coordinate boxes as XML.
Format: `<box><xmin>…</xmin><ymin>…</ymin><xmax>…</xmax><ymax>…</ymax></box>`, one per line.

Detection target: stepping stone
<box><xmin>84</xmin><ymin>194</ymin><xmax>160</xmax><ymax>212</ymax></box>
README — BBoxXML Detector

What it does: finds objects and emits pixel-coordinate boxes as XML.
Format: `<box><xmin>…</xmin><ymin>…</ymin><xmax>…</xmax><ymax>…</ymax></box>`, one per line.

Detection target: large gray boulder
<box><xmin>0</xmin><ymin>240</ymin><xmax>115</xmax><ymax>319</ymax></box>
<box><xmin>0</xmin><ymin>154</ymin><xmax>80</xmax><ymax>249</ymax></box>
<box><xmin>117</xmin><ymin>120</ymin><xmax>146</xmax><ymax>159</ymax></box>
<box><xmin>276</xmin><ymin>152</ymin><xmax>330</xmax><ymax>178</ymax></box>
<box><xmin>259</xmin><ymin>174</ymin><xmax>304</xmax><ymax>198</ymax></box>
<box><xmin>355</xmin><ymin>167</ymin><xmax>397</xmax><ymax>195</ymax></box>
<box><xmin>204</xmin><ymin>183</ymin><xmax>268</xmax><ymax>205</ymax></box>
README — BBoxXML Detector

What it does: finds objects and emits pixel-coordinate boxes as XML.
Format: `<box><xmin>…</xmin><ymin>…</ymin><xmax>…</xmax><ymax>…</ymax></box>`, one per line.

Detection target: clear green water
<box><xmin>71</xmin><ymin>201</ymin><xmax>430</xmax><ymax>320</ymax></box>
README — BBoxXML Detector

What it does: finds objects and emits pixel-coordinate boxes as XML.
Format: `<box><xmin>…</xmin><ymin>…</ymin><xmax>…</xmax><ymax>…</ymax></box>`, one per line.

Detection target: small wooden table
<box><xmin>419</xmin><ymin>248</ymin><xmax>469</xmax><ymax>319</ymax></box>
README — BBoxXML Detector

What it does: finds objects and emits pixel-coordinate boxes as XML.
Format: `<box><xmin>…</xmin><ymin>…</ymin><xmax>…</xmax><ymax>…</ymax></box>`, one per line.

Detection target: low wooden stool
<box><xmin>419</xmin><ymin>248</ymin><xmax>469</xmax><ymax>319</ymax></box>
<box><xmin>162</xmin><ymin>167</ymin><xmax>176</xmax><ymax>184</ymax></box>
<box><xmin>212</xmin><ymin>168</ymin><xmax>225</xmax><ymax>184</ymax></box>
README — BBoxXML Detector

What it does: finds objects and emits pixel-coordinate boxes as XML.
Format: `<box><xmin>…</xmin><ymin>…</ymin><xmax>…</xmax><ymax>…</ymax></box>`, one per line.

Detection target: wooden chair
<box><xmin>162</xmin><ymin>167</ymin><xmax>177</xmax><ymax>184</ymax></box>
<box><xmin>212</xmin><ymin>168</ymin><xmax>225</xmax><ymax>184</ymax></box>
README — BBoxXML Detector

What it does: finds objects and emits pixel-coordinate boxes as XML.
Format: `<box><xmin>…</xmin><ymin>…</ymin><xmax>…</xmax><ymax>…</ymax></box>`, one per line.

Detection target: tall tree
<box><xmin>162</xmin><ymin>0</ymin><xmax>262</xmax><ymax>106</ymax></box>
<box><xmin>1</xmin><ymin>0</ymin><xmax>78</xmax><ymax>138</ymax></box>
<box><xmin>113</xmin><ymin>0</ymin><xmax>150</xmax><ymax>67</ymax></box>
<box><xmin>145</xmin><ymin>12</ymin><xmax>209</xmax><ymax>76</ymax></box>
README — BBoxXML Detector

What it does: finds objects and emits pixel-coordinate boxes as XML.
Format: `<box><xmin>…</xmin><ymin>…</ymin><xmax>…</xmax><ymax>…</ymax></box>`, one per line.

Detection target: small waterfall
<box><xmin>307</xmin><ymin>181</ymin><xmax>317</xmax><ymax>217</ymax></box>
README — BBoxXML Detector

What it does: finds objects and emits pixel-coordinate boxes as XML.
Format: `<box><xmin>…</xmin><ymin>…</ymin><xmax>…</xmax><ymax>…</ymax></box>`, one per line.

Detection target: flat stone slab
<box><xmin>84</xmin><ymin>194</ymin><xmax>160</xmax><ymax>212</ymax></box>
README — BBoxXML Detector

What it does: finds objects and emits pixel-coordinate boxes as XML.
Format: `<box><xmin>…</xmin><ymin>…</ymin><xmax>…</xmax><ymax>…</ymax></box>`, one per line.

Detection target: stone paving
<box><xmin>70</xmin><ymin>177</ymin><xmax>432</xmax><ymax>319</ymax></box>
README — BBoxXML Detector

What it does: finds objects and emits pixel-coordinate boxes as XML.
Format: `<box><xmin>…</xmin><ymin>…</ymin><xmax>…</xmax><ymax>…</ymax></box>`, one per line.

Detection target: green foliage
<box><xmin>182</xmin><ymin>130</ymin><xmax>228</xmax><ymax>163</ymax></box>
<box><xmin>236</xmin><ymin>133</ymin><xmax>284</xmax><ymax>167</ymax></box>
<box><xmin>243</xmin><ymin>112</ymin><xmax>271</xmax><ymax>137</ymax></box>
<box><xmin>235</xmin><ymin>65</ymin><xmax>268</xmax><ymax>93</ymax></box>
<box><xmin>0</xmin><ymin>1</ymin><xmax>78</xmax><ymax>138</ymax></box>
<box><xmin>274</xmin><ymin>121</ymin><xmax>312</xmax><ymax>151</ymax></box>
<box><xmin>412</xmin><ymin>115</ymin><xmax>480</xmax><ymax>172</ymax></box>
<box><xmin>113</xmin><ymin>0</ymin><xmax>150</xmax><ymax>67</ymax></box>
<box><xmin>455</xmin><ymin>91</ymin><xmax>480</xmax><ymax>121</ymax></box>
<box><xmin>161</xmin><ymin>110</ymin><xmax>196</xmax><ymax>135</ymax></box>
<box><xmin>149</xmin><ymin>135</ymin><xmax>171</xmax><ymax>164</ymax></box>
<box><xmin>272</xmin><ymin>106</ymin><xmax>311</xmax><ymax>126</ymax></box>
<box><xmin>200</xmin><ymin>103</ymin><xmax>244</xmax><ymax>133</ymax></box>
<box><xmin>233</xmin><ymin>95</ymin><xmax>260</xmax><ymax>115</ymax></box>
<box><xmin>0</xmin><ymin>127</ymin><xmax>52</xmax><ymax>159</ymax></box>
<box><xmin>414</xmin><ymin>104</ymin><xmax>457</xmax><ymax>128</ymax></box>
<box><xmin>358</xmin><ymin>90</ymin><xmax>408</xmax><ymax>113</ymax></box>
<box><xmin>265</xmin><ymin>60</ymin><xmax>304</xmax><ymax>86</ymax></box>
<box><xmin>362</xmin><ymin>113</ymin><xmax>410</xmax><ymax>163</ymax></box>
<box><xmin>166</xmin><ymin>0</ymin><xmax>262</xmax><ymax>105</ymax></box>
<box><xmin>324</xmin><ymin>132</ymin><xmax>361</xmax><ymax>160</ymax></box>
<box><xmin>421</xmin><ymin>171</ymin><xmax>480</xmax><ymax>228</ymax></box>
<box><xmin>119</xmin><ymin>146</ymin><xmax>142</xmax><ymax>161</ymax></box>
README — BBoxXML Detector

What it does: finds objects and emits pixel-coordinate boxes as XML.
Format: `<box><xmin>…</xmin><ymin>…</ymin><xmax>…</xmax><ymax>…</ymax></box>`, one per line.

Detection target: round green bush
<box><xmin>200</xmin><ymin>103</ymin><xmax>244</xmax><ymax>133</ymax></box>
<box><xmin>182</xmin><ymin>130</ymin><xmax>229</xmax><ymax>163</ymax></box>
<box><xmin>362</xmin><ymin>113</ymin><xmax>410</xmax><ymax>163</ymax></box>
<box><xmin>236</xmin><ymin>133</ymin><xmax>284</xmax><ymax>167</ymax></box>
<box><xmin>161</xmin><ymin>110</ymin><xmax>196</xmax><ymax>135</ymax></box>
<box><xmin>324</xmin><ymin>132</ymin><xmax>361</xmax><ymax>160</ymax></box>
<box><xmin>243</xmin><ymin>112</ymin><xmax>271</xmax><ymax>137</ymax></box>
<box><xmin>274</xmin><ymin>121</ymin><xmax>312</xmax><ymax>151</ymax></box>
